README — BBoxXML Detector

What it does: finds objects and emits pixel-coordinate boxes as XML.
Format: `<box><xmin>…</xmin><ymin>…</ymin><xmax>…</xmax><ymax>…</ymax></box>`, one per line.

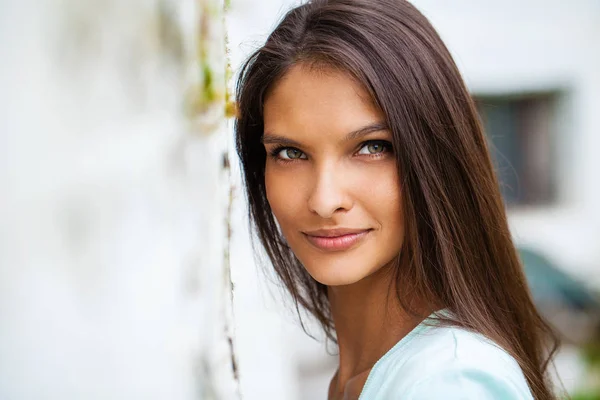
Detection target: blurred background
<box><xmin>1</xmin><ymin>0</ymin><xmax>599</xmax><ymax>399</ymax></box>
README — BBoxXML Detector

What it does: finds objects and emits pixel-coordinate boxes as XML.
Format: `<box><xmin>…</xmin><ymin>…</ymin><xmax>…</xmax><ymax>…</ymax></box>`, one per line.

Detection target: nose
<box><xmin>307</xmin><ymin>163</ymin><xmax>353</xmax><ymax>219</ymax></box>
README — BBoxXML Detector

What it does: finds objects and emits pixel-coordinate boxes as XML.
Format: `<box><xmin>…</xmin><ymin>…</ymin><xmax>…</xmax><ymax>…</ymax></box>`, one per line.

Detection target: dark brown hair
<box><xmin>235</xmin><ymin>0</ymin><xmax>559</xmax><ymax>398</ymax></box>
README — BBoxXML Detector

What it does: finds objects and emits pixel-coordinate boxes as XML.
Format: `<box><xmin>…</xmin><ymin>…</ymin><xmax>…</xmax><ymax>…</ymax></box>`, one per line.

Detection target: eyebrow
<box><xmin>262</xmin><ymin>122</ymin><xmax>389</xmax><ymax>147</ymax></box>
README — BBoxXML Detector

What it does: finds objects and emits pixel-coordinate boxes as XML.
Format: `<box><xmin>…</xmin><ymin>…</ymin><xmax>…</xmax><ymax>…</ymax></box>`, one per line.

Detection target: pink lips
<box><xmin>303</xmin><ymin>228</ymin><xmax>372</xmax><ymax>251</ymax></box>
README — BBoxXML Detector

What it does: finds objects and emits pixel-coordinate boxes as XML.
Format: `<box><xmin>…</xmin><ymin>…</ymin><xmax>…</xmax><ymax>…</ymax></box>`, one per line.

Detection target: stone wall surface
<box><xmin>0</xmin><ymin>0</ymin><xmax>237</xmax><ymax>399</ymax></box>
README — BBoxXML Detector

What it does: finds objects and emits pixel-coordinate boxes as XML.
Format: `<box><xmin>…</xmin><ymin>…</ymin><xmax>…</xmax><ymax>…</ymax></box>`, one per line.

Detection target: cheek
<box><xmin>355</xmin><ymin>164</ymin><xmax>403</xmax><ymax>233</ymax></box>
<box><xmin>265</xmin><ymin>164</ymin><xmax>305</xmax><ymax>225</ymax></box>
<box><xmin>355</xmin><ymin>161</ymin><xmax>401</xmax><ymax>203</ymax></box>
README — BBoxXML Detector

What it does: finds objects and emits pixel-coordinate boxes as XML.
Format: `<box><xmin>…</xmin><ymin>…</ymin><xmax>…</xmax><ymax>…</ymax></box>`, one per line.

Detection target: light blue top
<box><xmin>358</xmin><ymin>313</ymin><xmax>534</xmax><ymax>399</ymax></box>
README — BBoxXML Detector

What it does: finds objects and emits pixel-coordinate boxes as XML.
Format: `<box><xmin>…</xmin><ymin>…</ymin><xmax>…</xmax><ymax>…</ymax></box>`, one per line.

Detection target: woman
<box><xmin>235</xmin><ymin>0</ymin><xmax>559</xmax><ymax>398</ymax></box>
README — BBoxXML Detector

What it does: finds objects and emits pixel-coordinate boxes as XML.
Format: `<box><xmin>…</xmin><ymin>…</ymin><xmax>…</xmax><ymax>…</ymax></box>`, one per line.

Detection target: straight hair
<box><xmin>235</xmin><ymin>1</ymin><xmax>559</xmax><ymax>398</ymax></box>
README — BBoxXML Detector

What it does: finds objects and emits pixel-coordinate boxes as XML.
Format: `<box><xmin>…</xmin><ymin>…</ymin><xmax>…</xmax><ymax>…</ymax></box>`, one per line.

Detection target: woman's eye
<box><xmin>278</xmin><ymin>148</ymin><xmax>306</xmax><ymax>160</ymax></box>
<box><xmin>357</xmin><ymin>141</ymin><xmax>388</xmax><ymax>155</ymax></box>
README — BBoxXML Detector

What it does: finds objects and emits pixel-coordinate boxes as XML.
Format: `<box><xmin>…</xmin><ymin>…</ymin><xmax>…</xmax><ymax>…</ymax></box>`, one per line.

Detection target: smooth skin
<box><xmin>263</xmin><ymin>65</ymin><xmax>427</xmax><ymax>400</ymax></box>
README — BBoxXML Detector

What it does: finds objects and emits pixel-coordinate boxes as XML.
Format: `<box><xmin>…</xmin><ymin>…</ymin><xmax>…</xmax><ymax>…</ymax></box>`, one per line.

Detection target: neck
<box><xmin>328</xmin><ymin>263</ymin><xmax>429</xmax><ymax>394</ymax></box>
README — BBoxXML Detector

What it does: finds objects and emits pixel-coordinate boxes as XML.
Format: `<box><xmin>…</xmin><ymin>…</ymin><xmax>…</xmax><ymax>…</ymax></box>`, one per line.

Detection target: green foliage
<box><xmin>572</xmin><ymin>392</ymin><xmax>600</xmax><ymax>400</ymax></box>
<box><xmin>202</xmin><ymin>61</ymin><xmax>216</xmax><ymax>103</ymax></box>
<box><xmin>583</xmin><ymin>342</ymin><xmax>600</xmax><ymax>368</ymax></box>
<box><xmin>572</xmin><ymin>342</ymin><xmax>600</xmax><ymax>400</ymax></box>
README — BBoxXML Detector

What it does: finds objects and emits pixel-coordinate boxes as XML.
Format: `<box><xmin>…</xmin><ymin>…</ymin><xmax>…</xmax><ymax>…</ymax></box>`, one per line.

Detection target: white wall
<box><xmin>0</xmin><ymin>0</ymin><xmax>237</xmax><ymax>399</ymax></box>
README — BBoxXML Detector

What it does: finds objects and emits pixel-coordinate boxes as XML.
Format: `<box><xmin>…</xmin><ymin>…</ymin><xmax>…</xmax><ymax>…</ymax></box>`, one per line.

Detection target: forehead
<box><xmin>263</xmin><ymin>64</ymin><xmax>383</xmax><ymax>133</ymax></box>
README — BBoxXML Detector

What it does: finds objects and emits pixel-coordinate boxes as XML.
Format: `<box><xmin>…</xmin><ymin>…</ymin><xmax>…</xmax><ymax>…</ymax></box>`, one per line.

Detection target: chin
<box><xmin>312</xmin><ymin>273</ymin><xmax>363</xmax><ymax>287</ymax></box>
<box><xmin>303</xmin><ymin>259</ymin><xmax>374</xmax><ymax>287</ymax></box>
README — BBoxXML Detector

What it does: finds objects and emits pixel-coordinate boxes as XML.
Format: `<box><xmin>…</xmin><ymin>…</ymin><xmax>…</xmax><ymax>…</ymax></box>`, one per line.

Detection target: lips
<box><xmin>303</xmin><ymin>228</ymin><xmax>372</xmax><ymax>251</ymax></box>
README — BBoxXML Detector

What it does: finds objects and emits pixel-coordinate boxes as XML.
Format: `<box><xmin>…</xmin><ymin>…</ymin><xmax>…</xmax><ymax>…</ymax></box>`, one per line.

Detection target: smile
<box><xmin>303</xmin><ymin>229</ymin><xmax>372</xmax><ymax>251</ymax></box>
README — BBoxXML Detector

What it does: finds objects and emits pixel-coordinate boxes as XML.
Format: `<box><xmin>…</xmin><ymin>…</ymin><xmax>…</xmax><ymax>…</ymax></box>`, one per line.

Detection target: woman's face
<box><xmin>263</xmin><ymin>65</ymin><xmax>404</xmax><ymax>286</ymax></box>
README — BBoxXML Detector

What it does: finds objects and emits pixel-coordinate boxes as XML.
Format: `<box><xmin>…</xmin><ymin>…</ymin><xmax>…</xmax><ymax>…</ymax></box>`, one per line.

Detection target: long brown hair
<box><xmin>235</xmin><ymin>0</ymin><xmax>559</xmax><ymax>398</ymax></box>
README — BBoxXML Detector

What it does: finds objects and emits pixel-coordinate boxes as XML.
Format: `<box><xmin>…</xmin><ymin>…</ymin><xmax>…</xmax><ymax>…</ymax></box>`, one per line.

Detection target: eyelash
<box><xmin>268</xmin><ymin>140</ymin><xmax>393</xmax><ymax>163</ymax></box>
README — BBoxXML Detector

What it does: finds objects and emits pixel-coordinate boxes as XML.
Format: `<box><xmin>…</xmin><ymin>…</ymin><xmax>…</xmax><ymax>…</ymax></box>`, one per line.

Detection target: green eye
<box><xmin>358</xmin><ymin>141</ymin><xmax>387</xmax><ymax>155</ymax></box>
<box><xmin>279</xmin><ymin>148</ymin><xmax>306</xmax><ymax>160</ymax></box>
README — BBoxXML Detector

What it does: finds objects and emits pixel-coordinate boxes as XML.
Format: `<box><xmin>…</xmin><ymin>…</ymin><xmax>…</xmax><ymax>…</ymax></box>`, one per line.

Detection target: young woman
<box><xmin>235</xmin><ymin>0</ymin><xmax>559</xmax><ymax>398</ymax></box>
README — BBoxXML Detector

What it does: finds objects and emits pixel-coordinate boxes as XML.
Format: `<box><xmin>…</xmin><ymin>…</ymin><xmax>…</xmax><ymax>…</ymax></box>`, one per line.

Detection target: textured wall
<box><xmin>0</xmin><ymin>0</ymin><xmax>237</xmax><ymax>399</ymax></box>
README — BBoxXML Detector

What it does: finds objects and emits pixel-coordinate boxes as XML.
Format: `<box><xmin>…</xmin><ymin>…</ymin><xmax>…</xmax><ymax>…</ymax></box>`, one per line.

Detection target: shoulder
<box><xmin>403</xmin><ymin>360</ymin><xmax>533</xmax><ymax>399</ymax></box>
<box><xmin>366</xmin><ymin>326</ymin><xmax>534</xmax><ymax>399</ymax></box>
